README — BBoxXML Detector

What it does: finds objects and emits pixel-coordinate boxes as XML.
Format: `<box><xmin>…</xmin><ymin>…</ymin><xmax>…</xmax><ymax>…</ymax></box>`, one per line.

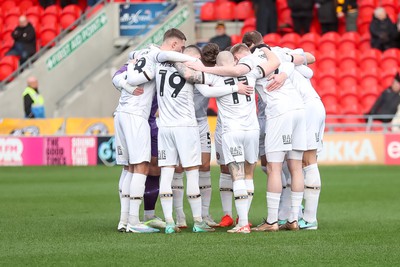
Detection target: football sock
<box><xmin>278</xmin><ymin>186</ymin><xmax>291</xmax><ymax>221</ymax></box>
<box><xmin>245</xmin><ymin>179</ymin><xmax>254</xmax><ymax>212</ymax></box>
<box><xmin>128</xmin><ymin>173</ymin><xmax>146</xmax><ymax>225</ymax></box>
<box><xmin>160</xmin><ymin>167</ymin><xmax>175</xmax><ymax>224</ymax></box>
<box><xmin>289</xmin><ymin>191</ymin><xmax>304</xmax><ymax>223</ymax></box>
<box><xmin>303</xmin><ymin>163</ymin><xmax>321</xmax><ymax>223</ymax></box>
<box><xmin>186</xmin><ymin>169</ymin><xmax>202</xmax><ymax>220</ymax></box>
<box><xmin>144</xmin><ymin>175</ymin><xmax>160</xmax><ymax>212</ymax></box>
<box><xmin>199</xmin><ymin>171</ymin><xmax>212</xmax><ymax>217</ymax></box>
<box><xmin>219</xmin><ymin>173</ymin><xmax>233</xmax><ymax>217</ymax></box>
<box><xmin>119</xmin><ymin>171</ymin><xmax>132</xmax><ymax>224</ymax></box>
<box><xmin>172</xmin><ymin>172</ymin><xmax>185</xmax><ymax>222</ymax></box>
<box><xmin>118</xmin><ymin>168</ymin><xmax>128</xmax><ymax>200</ymax></box>
<box><xmin>233</xmin><ymin>180</ymin><xmax>248</xmax><ymax>227</ymax></box>
<box><xmin>267</xmin><ymin>192</ymin><xmax>281</xmax><ymax>224</ymax></box>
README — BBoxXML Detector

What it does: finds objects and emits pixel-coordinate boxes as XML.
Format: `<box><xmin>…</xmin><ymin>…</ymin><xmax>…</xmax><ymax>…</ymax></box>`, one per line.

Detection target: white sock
<box><xmin>186</xmin><ymin>169</ymin><xmax>202</xmax><ymax>221</ymax></box>
<box><xmin>199</xmin><ymin>171</ymin><xmax>212</xmax><ymax>217</ymax></box>
<box><xmin>233</xmin><ymin>180</ymin><xmax>248</xmax><ymax>227</ymax></box>
<box><xmin>278</xmin><ymin>186</ymin><xmax>291</xmax><ymax>221</ymax></box>
<box><xmin>160</xmin><ymin>167</ymin><xmax>175</xmax><ymax>224</ymax></box>
<box><xmin>219</xmin><ymin>173</ymin><xmax>233</xmax><ymax>217</ymax></box>
<box><xmin>128</xmin><ymin>173</ymin><xmax>147</xmax><ymax>225</ymax></box>
<box><xmin>144</xmin><ymin>210</ymin><xmax>155</xmax><ymax>221</ymax></box>
<box><xmin>119</xmin><ymin>172</ymin><xmax>132</xmax><ymax>224</ymax></box>
<box><xmin>289</xmin><ymin>191</ymin><xmax>304</xmax><ymax>222</ymax></box>
<box><xmin>303</xmin><ymin>163</ymin><xmax>321</xmax><ymax>223</ymax></box>
<box><xmin>172</xmin><ymin>172</ymin><xmax>185</xmax><ymax>221</ymax></box>
<box><xmin>118</xmin><ymin>168</ymin><xmax>128</xmax><ymax>200</ymax></box>
<box><xmin>267</xmin><ymin>192</ymin><xmax>281</xmax><ymax>224</ymax></box>
<box><xmin>245</xmin><ymin>179</ymin><xmax>254</xmax><ymax>212</ymax></box>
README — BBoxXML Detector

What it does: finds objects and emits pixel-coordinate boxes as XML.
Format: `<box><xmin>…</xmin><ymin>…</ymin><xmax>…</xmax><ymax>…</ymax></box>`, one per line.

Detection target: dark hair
<box><xmin>230</xmin><ymin>43</ymin><xmax>250</xmax><ymax>55</ymax></box>
<box><xmin>395</xmin><ymin>72</ymin><xmax>400</xmax><ymax>82</ymax></box>
<box><xmin>201</xmin><ymin>43</ymin><xmax>219</xmax><ymax>67</ymax></box>
<box><xmin>250</xmin><ymin>43</ymin><xmax>271</xmax><ymax>54</ymax></box>
<box><xmin>242</xmin><ymin>31</ymin><xmax>263</xmax><ymax>48</ymax></box>
<box><xmin>183</xmin><ymin>45</ymin><xmax>201</xmax><ymax>56</ymax></box>
<box><xmin>163</xmin><ymin>28</ymin><xmax>187</xmax><ymax>41</ymax></box>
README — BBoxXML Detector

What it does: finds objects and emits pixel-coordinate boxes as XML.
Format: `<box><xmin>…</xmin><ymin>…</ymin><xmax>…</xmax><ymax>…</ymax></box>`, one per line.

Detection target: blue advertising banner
<box><xmin>119</xmin><ymin>3</ymin><xmax>176</xmax><ymax>37</ymax></box>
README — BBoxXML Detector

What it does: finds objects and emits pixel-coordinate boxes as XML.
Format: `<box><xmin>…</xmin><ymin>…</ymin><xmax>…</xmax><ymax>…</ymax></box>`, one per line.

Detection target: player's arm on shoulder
<box><xmin>156</xmin><ymin>51</ymin><xmax>197</xmax><ymax>63</ymax></box>
<box><xmin>126</xmin><ymin>57</ymin><xmax>155</xmax><ymax>86</ymax></box>
<box><xmin>257</xmin><ymin>47</ymin><xmax>281</xmax><ymax>77</ymax></box>
<box><xmin>112</xmin><ymin>71</ymin><xmax>126</xmax><ymax>92</ymax></box>
<box><xmin>290</xmin><ymin>48</ymin><xmax>316</xmax><ymax>65</ymax></box>
<box><xmin>174</xmin><ymin>62</ymin><xmax>204</xmax><ymax>84</ymax></box>
<box><xmin>203</xmin><ymin>64</ymin><xmax>251</xmax><ymax>77</ymax></box>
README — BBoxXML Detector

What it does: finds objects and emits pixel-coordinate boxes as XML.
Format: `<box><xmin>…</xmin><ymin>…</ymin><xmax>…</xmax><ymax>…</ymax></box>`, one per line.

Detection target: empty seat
<box><xmin>318</xmin><ymin>32</ymin><xmax>340</xmax><ymax>53</ymax></box>
<box><xmin>318</xmin><ymin>50</ymin><xmax>337</xmax><ymax>71</ymax></box>
<box><xmin>230</xmin><ymin>34</ymin><xmax>241</xmax><ymax>45</ymax></box>
<box><xmin>39</xmin><ymin>24</ymin><xmax>60</xmax><ymax>47</ymax></box>
<box><xmin>26</xmin><ymin>6</ymin><xmax>44</xmax><ymax>26</ymax></box>
<box><xmin>381</xmin><ymin>0</ymin><xmax>398</xmax><ymax>19</ymax></box>
<box><xmin>381</xmin><ymin>48</ymin><xmax>400</xmax><ymax>70</ymax></box>
<box><xmin>0</xmin><ymin>39</ymin><xmax>14</xmax><ymax>57</ymax></box>
<box><xmin>361</xmin><ymin>94</ymin><xmax>377</xmax><ymax>114</ymax></box>
<box><xmin>338</xmin><ymin>31</ymin><xmax>360</xmax><ymax>51</ymax></box>
<box><xmin>0</xmin><ymin>55</ymin><xmax>19</xmax><ymax>81</ymax></box>
<box><xmin>200</xmin><ymin>2</ymin><xmax>215</xmax><ymax>21</ymax></box>
<box><xmin>215</xmin><ymin>1</ymin><xmax>235</xmax><ymax>20</ymax></box>
<box><xmin>235</xmin><ymin>1</ymin><xmax>254</xmax><ymax>21</ymax></box>
<box><xmin>339</xmin><ymin>67</ymin><xmax>358</xmax><ymax>87</ymax></box>
<box><xmin>0</xmin><ymin>0</ymin><xmax>16</xmax><ymax>11</ymax></box>
<box><xmin>263</xmin><ymin>33</ymin><xmax>281</xmax><ymax>47</ymax></box>
<box><xmin>359</xmin><ymin>48</ymin><xmax>381</xmax><ymax>69</ymax></box>
<box><xmin>360</xmin><ymin>68</ymin><xmax>380</xmax><ymax>88</ymax></box>
<box><xmin>300</xmin><ymin>32</ymin><xmax>320</xmax><ymax>52</ymax></box>
<box><xmin>60</xmin><ymin>4</ymin><xmax>82</xmax><ymax>30</ymax></box>
<box><xmin>19</xmin><ymin>0</ymin><xmax>34</xmax><ymax>13</ymax></box>
<box><xmin>4</xmin><ymin>7</ymin><xmax>21</xmax><ymax>29</ymax></box>
<box><xmin>41</xmin><ymin>5</ymin><xmax>62</xmax><ymax>26</ymax></box>
<box><xmin>338</xmin><ymin>50</ymin><xmax>359</xmax><ymax>70</ymax></box>
<box><xmin>1</xmin><ymin>24</ymin><xmax>15</xmax><ymax>41</ymax></box>
<box><xmin>243</xmin><ymin>17</ymin><xmax>256</xmax><ymax>27</ymax></box>
<box><xmin>359</xmin><ymin>32</ymin><xmax>371</xmax><ymax>51</ymax></box>
<box><xmin>279</xmin><ymin>32</ymin><xmax>300</xmax><ymax>49</ymax></box>
<box><xmin>380</xmin><ymin>68</ymin><xmax>398</xmax><ymax>89</ymax></box>
<box><xmin>338</xmin><ymin>85</ymin><xmax>359</xmax><ymax>106</ymax></box>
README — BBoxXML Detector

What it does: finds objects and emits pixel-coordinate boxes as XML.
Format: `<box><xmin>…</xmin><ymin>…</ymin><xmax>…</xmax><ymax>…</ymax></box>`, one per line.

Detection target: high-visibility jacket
<box><xmin>23</xmin><ymin>86</ymin><xmax>45</xmax><ymax>118</ymax></box>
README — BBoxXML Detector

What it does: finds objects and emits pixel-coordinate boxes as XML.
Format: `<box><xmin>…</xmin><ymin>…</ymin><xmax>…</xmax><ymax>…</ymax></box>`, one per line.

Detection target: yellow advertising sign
<box><xmin>318</xmin><ymin>133</ymin><xmax>385</xmax><ymax>165</ymax></box>
<box><xmin>0</xmin><ymin>118</ymin><xmax>64</xmax><ymax>136</ymax></box>
<box><xmin>65</xmin><ymin>118</ymin><xmax>114</xmax><ymax>135</ymax></box>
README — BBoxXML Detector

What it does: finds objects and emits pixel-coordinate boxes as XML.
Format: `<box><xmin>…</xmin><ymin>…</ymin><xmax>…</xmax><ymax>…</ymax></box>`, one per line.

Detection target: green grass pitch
<box><xmin>1</xmin><ymin>165</ymin><xmax>400</xmax><ymax>266</ymax></box>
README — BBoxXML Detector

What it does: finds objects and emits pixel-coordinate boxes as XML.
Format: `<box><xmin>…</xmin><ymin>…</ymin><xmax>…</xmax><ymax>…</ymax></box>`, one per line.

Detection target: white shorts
<box><xmin>158</xmin><ymin>126</ymin><xmax>201</xmax><ymax>168</ymax></box>
<box><xmin>114</xmin><ymin>112</ymin><xmax>151</xmax><ymax>165</ymax></box>
<box><xmin>258</xmin><ymin>116</ymin><xmax>266</xmax><ymax>157</ymax></box>
<box><xmin>214</xmin><ymin>124</ymin><xmax>226</xmax><ymax>165</ymax></box>
<box><xmin>198</xmin><ymin>117</ymin><xmax>211</xmax><ymax>153</ymax></box>
<box><xmin>305</xmin><ymin>99</ymin><xmax>326</xmax><ymax>152</ymax></box>
<box><xmin>265</xmin><ymin>109</ymin><xmax>307</xmax><ymax>154</ymax></box>
<box><xmin>222</xmin><ymin>129</ymin><xmax>259</xmax><ymax>164</ymax></box>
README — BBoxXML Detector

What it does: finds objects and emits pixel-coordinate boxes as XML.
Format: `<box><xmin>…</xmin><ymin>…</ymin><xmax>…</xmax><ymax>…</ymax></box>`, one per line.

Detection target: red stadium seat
<box><xmin>235</xmin><ymin>1</ymin><xmax>254</xmax><ymax>21</ymax></box>
<box><xmin>0</xmin><ymin>0</ymin><xmax>16</xmax><ymax>11</ymax></box>
<box><xmin>0</xmin><ymin>39</ymin><xmax>14</xmax><ymax>58</ymax></box>
<box><xmin>4</xmin><ymin>7</ymin><xmax>21</xmax><ymax>29</ymax></box>
<box><xmin>26</xmin><ymin>6</ymin><xmax>44</xmax><ymax>26</ymax></box>
<box><xmin>319</xmin><ymin>75</ymin><xmax>338</xmax><ymax>97</ymax></box>
<box><xmin>19</xmin><ymin>0</ymin><xmax>34</xmax><ymax>13</ymax></box>
<box><xmin>277</xmin><ymin>8</ymin><xmax>293</xmax><ymax>34</ymax></box>
<box><xmin>0</xmin><ymin>55</ymin><xmax>19</xmax><ymax>81</ymax></box>
<box><xmin>241</xmin><ymin>25</ymin><xmax>256</xmax><ymax>36</ymax></box>
<box><xmin>243</xmin><ymin>17</ymin><xmax>256</xmax><ymax>27</ymax></box>
<box><xmin>279</xmin><ymin>32</ymin><xmax>300</xmax><ymax>49</ymax></box>
<box><xmin>359</xmin><ymin>32</ymin><xmax>371</xmax><ymax>51</ymax></box>
<box><xmin>360</xmin><ymin>68</ymin><xmax>380</xmax><ymax>88</ymax></box>
<box><xmin>318</xmin><ymin>50</ymin><xmax>337</xmax><ymax>71</ymax></box>
<box><xmin>300</xmin><ymin>32</ymin><xmax>320</xmax><ymax>53</ymax></box>
<box><xmin>339</xmin><ymin>67</ymin><xmax>358</xmax><ymax>87</ymax></box>
<box><xmin>39</xmin><ymin>24</ymin><xmax>60</xmax><ymax>47</ymax></box>
<box><xmin>86</xmin><ymin>3</ymin><xmax>104</xmax><ymax>19</ymax></box>
<box><xmin>318</xmin><ymin>32</ymin><xmax>340</xmax><ymax>53</ymax></box>
<box><xmin>41</xmin><ymin>5</ymin><xmax>62</xmax><ymax>26</ymax></box>
<box><xmin>338</xmin><ymin>85</ymin><xmax>359</xmax><ymax>106</ymax></box>
<box><xmin>1</xmin><ymin>24</ymin><xmax>15</xmax><ymax>41</ymax></box>
<box><xmin>215</xmin><ymin>1</ymin><xmax>235</xmax><ymax>20</ymax></box>
<box><xmin>359</xmin><ymin>48</ymin><xmax>381</xmax><ymax>69</ymax></box>
<box><xmin>381</xmin><ymin>0</ymin><xmax>398</xmax><ymax>20</ymax></box>
<box><xmin>263</xmin><ymin>33</ymin><xmax>281</xmax><ymax>47</ymax></box>
<box><xmin>200</xmin><ymin>2</ymin><xmax>215</xmax><ymax>21</ymax></box>
<box><xmin>381</xmin><ymin>49</ymin><xmax>400</xmax><ymax>70</ymax></box>
<box><xmin>338</xmin><ymin>32</ymin><xmax>360</xmax><ymax>51</ymax></box>
<box><xmin>60</xmin><ymin>4</ymin><xmax>82</xmax><ymax>30</ymax></box>
<box><xmin>338</xmin><ymin>50</ymin><xmax>359</xmax><ymax>70</ymax></box>
<box><xmin>361</xmin><ymin>94</ymin><xmax>377</xmax><ymax>114</ymax></box>
<box><xmin>380</xmin><ymin>68</ymin><xmax>398</xmax><ymax>89</ymax></box>
<box><xmin>230</xmin><ymin>34</ymin><xmax>241</xmax><ymax>45</ymax></box>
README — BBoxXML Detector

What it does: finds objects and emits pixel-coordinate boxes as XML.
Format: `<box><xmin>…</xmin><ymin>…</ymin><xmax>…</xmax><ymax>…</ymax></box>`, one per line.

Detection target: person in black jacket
<box><xmin>369</xmin><ymin>7</ymin><xmax>398</xmax><ymax>51</ymax></box>
<box><xmin>6</xmin><ymin>15</ymin><xmax>36</xmax><ymax>65</ymax></box>
<box><xmin>366</xmin><ymin>73</ymin><xmax>400</xmax><ymax>123</ymax></box>
<box><xmin>316</xmin><ymin>0</ymin><xmax>338</xmax><ymax>34</ymax></box>
<box><xmin>209</xmin><ymin>22</ymin><xmax>231</xmax><ymax>51</ymax></box>
<box><xmin>252</xmin><ymin>0</ymin><xmax>277</xmax><ymax>35</ymax></box>
<box><xmin>287</xmin><ymin>0</ymin><xmax>314</xmax><ymax>35</ymax></box>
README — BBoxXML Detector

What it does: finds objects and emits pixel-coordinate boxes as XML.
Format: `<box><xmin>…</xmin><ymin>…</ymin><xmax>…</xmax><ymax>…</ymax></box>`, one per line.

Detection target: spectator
<box><xmin>252</xmin><ymin>0</ymin><xmax>277</xmax><ymax>35</ymax></box>
<box><xmin>366</xmin><ymin>73</ymin><xmax>400</xmax><ymax>123</ymax></box>
<box><xmin>336</xmin><ymin>0</ymin><xmax>358</xmax><ymax>32</ymax></box>
<box><xmin>6</xmin><ymin>15</ymin><xmax>37</xmax><ymax>65</ymax></box>
<box><xmin>39</xmin><ymin>0</ymin><xmax>55</xmax><ymax>8</ymax></box>
<box><xmin>315</xmin><ymin>0</ymin><xmax>338</xmax><ymax>34</ymax></box>
<box><xmin>369</xmin><ymin>7</ymin><xmax>398</xmax><ymax>51</ymax></box>
<box><xmin>60</xmin><ymin>0</ymin><xmax>78</xmax><ymax>8</ymax></box>
<box><xmin>23</xmin><ymin>76</ymin><xmax>45</xmax><ymax>119</ymax></box>
<box><xmin>395</xmin><ymin>13</ymin><xmax>400</xmax><ymax>48</ymax></box>
<box><xmin>287</xmin><ymin>0</ymin><xmax>314</xmax><ymax>35</ymax></box>
<box><xmin>209</xmin><ymin>22</ymin><xmax>231</xmax><ymax>51</ymax></box>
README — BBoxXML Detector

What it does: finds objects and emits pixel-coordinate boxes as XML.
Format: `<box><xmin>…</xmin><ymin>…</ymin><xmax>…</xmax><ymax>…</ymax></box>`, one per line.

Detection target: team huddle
<box><xmin>111</xmin><ymin>28</ymin><xmax>326</xmax><ymax>234</ymax></box>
